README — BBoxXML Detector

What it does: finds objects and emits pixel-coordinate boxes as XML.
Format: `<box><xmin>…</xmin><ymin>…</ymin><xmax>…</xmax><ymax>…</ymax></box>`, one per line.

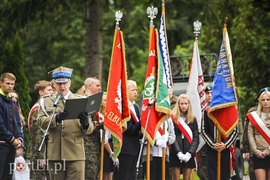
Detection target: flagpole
<box><xmin>99</xmin><ymin>130</ymin><xmax>105</xmax><ymax>180</ymax></box>
<box><xmin>192</xmin><ymin>20</ymin><xmax>202</xmax><ymax>180</ymax></box>
<box><xmin>135</xmin><ymin>98</ymin><xmax>155</xmax><ymax>179</ymax></box>
<box><xmin>100</xmin><ymin>11</ymin><xmax>124</xmax><ymax>176</ymax></box>
<box><xmin>216</xmin><ymin>18</ymin><xmax>228</xmax><ymax>180</ymax></box>
<box><xmin>135</xmin><ymin>6</ymin><xmax>158</xmax><ymax>180</ymax></box>
<box><xmin>100</xmin><ymin>11</ymin><xmax>121</xmax><ymax>180</ymax></box>
<box><xmin>217</xmin><ymin>131</ymin><xmax>221</xmax><ymax>180</ymax></box>
<box><xmin>147</xmin><ymin>7</ymin><xmax>158</xmax><ymax>180</ymax></box>
<box><xmin>219</xmin><ymin>18</ymin><xmax>231</xmax><ymax>180</ymax></box>
<box><xmin>161</xmin><ymin>2</ymin><xmax>166</xmax><ymax>180</ymax></box>
<box><xmin>161</xmin><ymin>124</ymin><xmax>166</xmax><ymax>180</ymax></box>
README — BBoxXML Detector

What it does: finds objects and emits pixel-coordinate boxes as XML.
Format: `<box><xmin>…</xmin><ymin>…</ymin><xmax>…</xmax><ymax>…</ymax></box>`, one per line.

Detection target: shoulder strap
<box><xmin>39</xmin><ymin>98</ymin><xmax>49</xmax><ymax>117</ymax></box>
<box><xmin>171</xmin><ymin>114</ymin><xmax>193</xmax><ymax>144</ymax></box>
<box><xmin>27</xmin><ymin>103</ymin><xmax>40</xmax><ymax>133</ymax></box>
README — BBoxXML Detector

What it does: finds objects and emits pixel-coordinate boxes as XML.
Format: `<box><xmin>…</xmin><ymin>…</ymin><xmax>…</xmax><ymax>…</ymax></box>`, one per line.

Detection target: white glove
<box><xmin>109</xmin><ymin>152</ymin><xmax>119</xmax><ymax>167</ymax></box>
<box><xmin>182</xmin><ymin>152</ymin><xmax>191</xmax><ymax>162</ymax></box>
<box><xmin>156</xmin><ymin>137</ymin><xmax>167</xmax><ymax>148</ymax></box>
<box><xmin>177</xmin><ymin>152</ymin><xmax>185</xmax><ymax>162</ymax></box>
<box><xmin>162</xmin><ymin>132</ymin><xmax>169</xmax><ymax>142</ymax></box>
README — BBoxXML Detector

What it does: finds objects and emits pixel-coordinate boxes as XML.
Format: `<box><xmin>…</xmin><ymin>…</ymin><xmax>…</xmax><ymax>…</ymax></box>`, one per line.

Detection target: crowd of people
<box><xmin>0</xmin><ymin>66</ymin><xmax>270</xmax><ymax>180</ymax></box>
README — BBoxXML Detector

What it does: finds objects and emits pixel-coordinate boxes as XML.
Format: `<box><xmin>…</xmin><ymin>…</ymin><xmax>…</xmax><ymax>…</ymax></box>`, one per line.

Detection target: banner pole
<box><xmin>161</xmin><ymin>123</ymin><xmax>166</xmax><ymax>180</ymax></box>
<box><xmin>217</xmin><ymin>131</ymin><xmax>221</xmax><ymax>180</ymax></box>
<box><xmin>99</xmin><ymin>130</ymin><xmax>105</xmax><ymax>180</ymax></box>
<box><xmin>136</xmin><ymin>99</ymin><xmax>154</xmax><ymax>179</ymax></box>
<box><xmin>161</xmin><ymin>3</ymin><xmax>166</xmax><ymax>180</ymax></box>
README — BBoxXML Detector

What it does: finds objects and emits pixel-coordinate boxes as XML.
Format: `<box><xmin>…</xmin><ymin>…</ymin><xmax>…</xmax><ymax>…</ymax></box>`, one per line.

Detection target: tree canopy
<box><xmin>0</xmin><ymin>0</ymin><xmax>270</xmax><ymax>121</ymax></box>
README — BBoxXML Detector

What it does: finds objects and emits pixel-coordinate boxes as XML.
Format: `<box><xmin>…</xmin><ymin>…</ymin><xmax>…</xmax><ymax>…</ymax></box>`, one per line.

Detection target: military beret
<box><xmin>205</xmin><ymin>84</ymin><xmax>213</xmax><ymax>92</ymax></box>
<box><xmin>257</xmin><ymin>87</ymin><xmax>270</xmax><ymax>99</ymax></box>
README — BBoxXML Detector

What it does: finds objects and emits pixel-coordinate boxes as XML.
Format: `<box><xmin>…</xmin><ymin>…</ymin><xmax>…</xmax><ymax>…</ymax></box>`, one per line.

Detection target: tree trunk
<box><xmin>85</xmin><ymin>0</ymin><xmax>102</xmax><ymax>79</ymax></box>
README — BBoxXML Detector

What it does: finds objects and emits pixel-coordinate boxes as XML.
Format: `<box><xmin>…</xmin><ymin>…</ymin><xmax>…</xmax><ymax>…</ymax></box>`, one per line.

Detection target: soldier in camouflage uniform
<box><xmin>197</xmin><ymin>84</ymin><xmax>212</xmax><ymax>180</ymax></box>
<box><xmin>84</xmin><ymin>122</ymin><xmax>102</xmax><ymax>180</ymax></box>
<box><xmin>80</xmin><ymin>77</ymin><xmax>102</xmax><ymax>180</ymax></box>
<box><xmin>27</xmin><ymin>80</ymin><xmax>54</xmax><ymax>180</ymax></box>
<box><xmin>242</xmin><ymin>106</ymin><xmax>257</xmax><ymax>180</ymax></box>
<box><xmin>167</xmin><ymin>88</ymin><xmax>178</xmax><ymax>179</ymax></box>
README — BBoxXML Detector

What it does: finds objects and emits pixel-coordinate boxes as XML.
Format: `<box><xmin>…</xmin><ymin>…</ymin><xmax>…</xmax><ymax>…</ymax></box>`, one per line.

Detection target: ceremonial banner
<box><xmin>186</xmin><ymin>41</ymin><xmax>206</xmax><ymax>130</ymax></box>
<box><xmin>104</xmin><ymin>29</ymin><xmax>130</xmax><ymax>158</ymax></box>
<box><xmin>208</xmin><ymin>25</ymin><xmax>238</xmax><ymax>137</ymax></box>
<box><xmin>186</xmin><ymin>41</ymin><xmax>206</xmax><ymax>152</ymax></box>
<box><xmin>141</xmin><ymin>28</ymin><xmax>170</xmax><ymax>145</ymax></box>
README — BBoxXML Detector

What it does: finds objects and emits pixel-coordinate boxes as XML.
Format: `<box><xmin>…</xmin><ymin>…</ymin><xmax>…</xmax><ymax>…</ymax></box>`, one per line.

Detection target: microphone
<box><xmin>53</xmin><ymin>93</ymin><xmax>63</xmax><ymax>107</ymax></box>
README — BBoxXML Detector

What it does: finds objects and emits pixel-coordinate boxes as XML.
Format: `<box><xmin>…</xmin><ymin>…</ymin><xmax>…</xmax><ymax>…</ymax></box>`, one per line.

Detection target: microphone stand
<box><xmin>136</xmin><ymin>98</ymin><xmax>155</xmax><ymax>180</ymax></box>
<box><xmin>38</xmin><ymin>105</ymin><xmax>58</xmax><ymax>180</ymax></box>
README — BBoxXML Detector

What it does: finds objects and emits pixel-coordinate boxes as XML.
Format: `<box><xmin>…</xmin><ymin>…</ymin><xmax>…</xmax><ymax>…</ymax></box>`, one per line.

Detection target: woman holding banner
<box><xmin>169</xmin><ymin>94</ymin><xmax>199</xmax><ymax>180</ymax></box>
<box><xmin>247</xmin><ymin>87</ymin><xmax>270</xmax><ymax>180</ymax></box>
<box><xmin>113</xmin><ymin>80</ymin><xmax>141</xmax><ymax>180</ymax></box>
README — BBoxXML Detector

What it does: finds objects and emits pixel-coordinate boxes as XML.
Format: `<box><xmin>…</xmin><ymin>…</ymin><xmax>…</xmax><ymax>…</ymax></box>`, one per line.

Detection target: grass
<box><xmin>179</xmin><ymin>169</ymin><xmax>200</xmax><ymax>180</ymax></box>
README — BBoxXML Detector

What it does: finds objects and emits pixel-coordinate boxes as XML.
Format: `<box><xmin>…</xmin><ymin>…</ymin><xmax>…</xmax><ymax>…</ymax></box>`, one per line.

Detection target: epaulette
<box><xmin>41</xmin><ymin>94</ymin><xmax>54</xmax><ymax>99</ymax></box>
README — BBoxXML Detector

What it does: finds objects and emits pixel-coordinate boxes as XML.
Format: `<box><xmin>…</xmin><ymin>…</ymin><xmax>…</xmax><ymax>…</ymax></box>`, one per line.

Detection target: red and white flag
<box><xmin>186</xmin><ymin>40</ymin><xmax>206</xmax><ymax>152</ymax></box>
<box><xmin>186</xmin><ymin>41</ymin><xmax>206</xmax><ymax>130</ymax></box>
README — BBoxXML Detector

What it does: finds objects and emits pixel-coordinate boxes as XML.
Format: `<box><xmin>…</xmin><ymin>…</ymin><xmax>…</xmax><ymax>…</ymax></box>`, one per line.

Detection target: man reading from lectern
<box><xmin>38</xmin><ymin>66</ymin><xmax>95</xmax><ymax>180</ymax></box>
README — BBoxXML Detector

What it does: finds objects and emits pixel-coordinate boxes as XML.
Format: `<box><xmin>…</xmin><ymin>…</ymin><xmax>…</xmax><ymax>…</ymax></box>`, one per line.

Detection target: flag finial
<box><xmin>193</xmin><ymin>20</ymin><xmax>202</xmax><ymax>40</ymax></box>
<box><xmin>147</xmin><ymin>6</ymin><xmax>158</xmax><ymax>27</ymax></box>
<box><xmin>115</xmin><ymin>11</ymin><xmax>123</xmax><ymax>29</ymax></box>
<box><xmin>224</xmin><ymin>17</ymin><xmax>228</xmax><ymax>28</ymax></box>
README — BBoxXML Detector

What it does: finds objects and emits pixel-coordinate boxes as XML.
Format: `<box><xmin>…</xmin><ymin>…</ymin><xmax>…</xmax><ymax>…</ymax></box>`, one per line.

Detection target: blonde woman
<box><xmin>170</xmin><ymin>94</ymin><xmax>199</xmax><ymax>180</ymax></box>
<box><xmin>247</xmin><ymin>87</ymin><xmax>270</xmax><ymax>180</ymax></box>
<box><xmin>169</xmin><ymin>94</ymin><xmax>199</xmax><ymax>180</ymax></box>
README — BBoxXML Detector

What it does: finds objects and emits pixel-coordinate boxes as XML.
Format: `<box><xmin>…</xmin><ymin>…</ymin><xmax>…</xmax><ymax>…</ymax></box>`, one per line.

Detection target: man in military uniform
<box><xmin>242</xmin><ymin>105</ymin><xmax>257</xmax><ymax>180</ymax></box>
<box><xmin>27</xmin><ymin>80</ymin><xmax>54</xmax><ymax>180</ymax></box>
<box><xmin>169</xmin><ymin>88</ymin><xmax>178</xmax><ymax>109</ymax></box>
<box><xmin>38</xmin><ymin>66</ymin><xmax>96</xmax><ymax>180</ymax></box>
<box><xmin>197</xmin><ymin>84</ymin><xmax>212</xmax><ymax>180</ymax></box>
<box><xmin>82</xmin><ymin>77</ymin><xmax>102</xmax><ymax>180</ymax></box>
<box><xmin>242</xmin><ymin>107</ymin><xmax>256</xmax><ymax>180</ymax></box>
<box><xmin>167</xmin><ymin>88</ymin><xmax>178</xmax><ymax>179</ymax></box>
<box><xmin>201</xmin><ymin>82</ymin><xmax>238</xmax><ymax>180</ymax></box>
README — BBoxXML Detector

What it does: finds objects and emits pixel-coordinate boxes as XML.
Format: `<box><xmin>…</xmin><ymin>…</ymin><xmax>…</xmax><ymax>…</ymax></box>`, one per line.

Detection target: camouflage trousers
<box><xmin>85</xmin><ymin>159</ymin><xmax>100</xmax><ymax>180</ymax></box>
<box><xmin>84</xmin><ymin>128</ymin><xmax>101</xmax><ymax>180</ymax></box>
<box><xmin>248</xmin><ymin>157</ymin><xmax>255</xmax><ymax>180</ymax></box>
<box><xmin>29</xmin><ymin>159</ymin><xmax>47</xmax><ymax>180</ymax></box>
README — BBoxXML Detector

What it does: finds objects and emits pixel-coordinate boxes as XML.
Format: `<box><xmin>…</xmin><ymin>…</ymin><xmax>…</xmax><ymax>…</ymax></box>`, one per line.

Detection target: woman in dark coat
<box><xmin>170</xmin><ymin>94</ymin><xmax>199</xmax><ymax>180</ymax></box>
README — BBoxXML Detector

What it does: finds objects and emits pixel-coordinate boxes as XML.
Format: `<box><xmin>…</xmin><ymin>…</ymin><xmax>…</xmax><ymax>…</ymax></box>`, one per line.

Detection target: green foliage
<box><xmin>230</xmin><ymin>1</ymin><xmax>270</xmax><ymax>117</ymax></box>
<box><xmin>1</xmin><ymin>34</ymin><xmax>31</xmax><ymax>118</ymax></box>
<box><xmin>18</xmin><ymin>2</ymin><xmax>86</xmax><ymax>105</ymax></box>
<box><xmin>0</xmin><ymin>34</ymin><xmax>31</xmax><ymax>148</ymax></box>
<box><xmin>0</xmin><ymin>0</ymin><xmax>270</xmax><ymax>128</ymax></box>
